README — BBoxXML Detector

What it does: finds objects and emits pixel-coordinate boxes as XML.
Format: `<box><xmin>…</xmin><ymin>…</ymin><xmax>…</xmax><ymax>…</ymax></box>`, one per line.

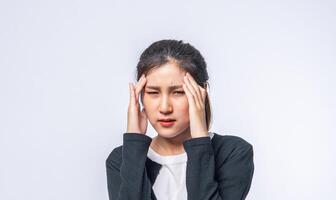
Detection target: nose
<box><xmin>159</xmin><ymin>95</ymin><xmax>173</xmax><ymax>114</ymax></box>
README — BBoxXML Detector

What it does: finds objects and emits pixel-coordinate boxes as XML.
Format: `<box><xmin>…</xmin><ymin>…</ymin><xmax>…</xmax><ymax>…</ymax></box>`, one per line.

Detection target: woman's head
<box><xmin>136</xmin><ymin>39</ymin><xmax>212</xmax><ymax>138</ymax></box>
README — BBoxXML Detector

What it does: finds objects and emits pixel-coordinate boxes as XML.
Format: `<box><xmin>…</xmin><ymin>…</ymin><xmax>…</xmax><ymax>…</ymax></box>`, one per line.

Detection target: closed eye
<box><xmin>146</xmin><ymin>91</ymin><xmax>184</xmax><ymax>95</ymax></box>
<box><xmin>146</xmin><ymin>92</ymin><xmax>158</xmax><ymax>95</ymax></box>
<box><xmin>174</xmin><ymin>91</ymin><xmax>185</xmax><ymax>94</ymax></box>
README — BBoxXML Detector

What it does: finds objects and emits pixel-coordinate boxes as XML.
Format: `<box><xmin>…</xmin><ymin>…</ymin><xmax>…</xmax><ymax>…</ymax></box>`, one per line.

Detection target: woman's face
<box><xmin>142</xmin><ymin>61</ymin><xmax>190</xmax><ymax>138</ymax></box>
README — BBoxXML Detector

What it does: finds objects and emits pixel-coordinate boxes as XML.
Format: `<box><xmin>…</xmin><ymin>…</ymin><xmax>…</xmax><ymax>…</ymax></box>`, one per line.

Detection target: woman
<box><xmin>106</xmin><ymin>39</ymin><xmax>254</xmax><ymax>200</ymax></box>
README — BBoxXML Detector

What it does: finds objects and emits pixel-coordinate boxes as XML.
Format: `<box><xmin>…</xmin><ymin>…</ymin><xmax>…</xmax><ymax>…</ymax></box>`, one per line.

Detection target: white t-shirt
<box><xmin>147</xmin><ymin>132</ymin><xmax>215</xmax><ymax>200</ymax></box>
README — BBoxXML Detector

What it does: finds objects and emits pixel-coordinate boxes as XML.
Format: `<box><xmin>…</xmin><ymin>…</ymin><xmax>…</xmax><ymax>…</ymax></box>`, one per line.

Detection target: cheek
<box><xmin>142</xmin><ymin>93</ymin><xmax>150</xmax><ymax>103</ymax></box>
<box><xmin>142</xmin><ymin>97</ymin><xmax>157</xmax><ymax>120</ymax></box>
<box><xmin>174</xmin><ymin>99</ymin><xmax>189</xmax><ymax>116</ymax></box>
<box><xmin>176</xmin><ymin>96</ymin><xmax>189</xmax><ymax>108</ymax></box>
<box><xmin>143</xmin><ymin>96</ymin><xmax>189</xmax><ymax>114</ymax></box>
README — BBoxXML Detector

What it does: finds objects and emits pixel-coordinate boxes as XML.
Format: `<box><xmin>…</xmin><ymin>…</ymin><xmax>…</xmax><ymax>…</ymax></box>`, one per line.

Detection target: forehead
<box><xmin>145</xmin><ymin>62</ymin><xmax>186</xmax><ymax>87</ymax></box>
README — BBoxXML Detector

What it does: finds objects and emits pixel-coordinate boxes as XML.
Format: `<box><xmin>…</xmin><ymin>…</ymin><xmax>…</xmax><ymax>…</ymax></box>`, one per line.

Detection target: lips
<box><xmin>158</xmin><ymin>118</ymin><xmax>176</xmax><ymax>122</ymax></box>
<box><xmin>159</xmin><ymin>121</ymin><xmax>175</xmax><ymax>127</ymax></box>
<box><xmin>158</xmin><ymin>118</ymin><xmax>176</xmax><ymax>127</ymax></box>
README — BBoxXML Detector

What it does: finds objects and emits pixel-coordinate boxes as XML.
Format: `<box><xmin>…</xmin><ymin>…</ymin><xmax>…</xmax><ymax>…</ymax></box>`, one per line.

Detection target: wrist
<box><xmin>191</xmin><ymin>132</ymin><xmax>209</xmax><ymax>138</ymax></box>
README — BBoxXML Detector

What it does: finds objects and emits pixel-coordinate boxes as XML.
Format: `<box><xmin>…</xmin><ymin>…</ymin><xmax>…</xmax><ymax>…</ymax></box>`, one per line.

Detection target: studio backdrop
<box><xmin>0</xmin><ymin>0</ymin><xmax>335</xmax><ymax>199</ymax></box>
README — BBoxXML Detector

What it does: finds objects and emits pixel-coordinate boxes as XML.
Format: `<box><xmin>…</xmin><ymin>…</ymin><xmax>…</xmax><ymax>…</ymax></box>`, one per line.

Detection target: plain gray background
<box><xmin>1</xmin><ymin>0</ymin><xmax>335</xmax><ymax>199</ymax></box>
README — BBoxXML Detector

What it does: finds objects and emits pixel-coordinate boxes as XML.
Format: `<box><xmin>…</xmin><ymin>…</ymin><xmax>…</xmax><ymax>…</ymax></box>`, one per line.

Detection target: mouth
<box><xmin>158</xmin><ymin>119</ymin><xmax>176</xmax><ymax>127</ymax></box>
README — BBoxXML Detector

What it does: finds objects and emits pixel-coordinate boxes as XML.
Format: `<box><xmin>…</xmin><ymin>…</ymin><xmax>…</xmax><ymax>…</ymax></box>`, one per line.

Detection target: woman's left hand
<box><xmin>182</xmin><ymin>72</ymin><xmax>209</xmax><ymax>138</ymax></box>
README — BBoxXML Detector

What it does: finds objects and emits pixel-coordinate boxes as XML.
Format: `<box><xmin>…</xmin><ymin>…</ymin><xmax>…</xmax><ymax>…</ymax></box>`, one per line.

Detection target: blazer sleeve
<box><xmin>105</xmin><ymin>133</ymin><xmax>155</xmax><ymax>200</ymax></box>
<box><xmin>183</xmin><ymin>136</ymin><xmax>254</xmax><ymax>200</ymax></box>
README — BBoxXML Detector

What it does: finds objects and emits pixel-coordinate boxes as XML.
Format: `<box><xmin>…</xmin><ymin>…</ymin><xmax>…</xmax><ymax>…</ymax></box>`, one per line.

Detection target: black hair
<box><xmin>136</xmin><ymin>39</ymin><xmax>212</xmax><ymax>130</ymax></box>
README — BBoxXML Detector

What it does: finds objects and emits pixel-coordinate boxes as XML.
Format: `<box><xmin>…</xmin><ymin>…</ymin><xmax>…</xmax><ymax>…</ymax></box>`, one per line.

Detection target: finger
<box><xmin>182</xmin><ymin>79</ymin><xmax>197</xmax><ymax>107</ymax></box>
<box><xmin>135</xmin><ymin>75</ymin><xmax>146</xmax><ymax>93</ymax></box>
<box><xmin>184</xmin><ymin>75</ymin><xmax>201</xmax><ymax>108</ymax></box>
<box><xmin>185</xmin><ymin>73</ymin><xmax>203</xmax><ymax>105</ymax></box>
<box><xmin>130</xmin><ymin>83</ymin><xmax>138</xmax><ymax>106</ymax></box>
<box><xmin>135</xmin><ymin>75</ymin><xmax>147</xmax><ymax>100</ymax></box>
<box><xmin>129</xmin><ymin>82</ymin><xmax>135</xmax><ymax>105</ymax></box>
<box><xmin>135</xmin><ymin>74</ymin><xmax>145</xmax><ymax>88</ymax></box>
<box><xmin>134</xmin><ymin>75</ymin><xmax>142</xmax><ymax>100</ymax></box>
<box><xmin>198</xmin><ymin>82</ymin><xmax>207</xmax><ymax>102</ymax></box>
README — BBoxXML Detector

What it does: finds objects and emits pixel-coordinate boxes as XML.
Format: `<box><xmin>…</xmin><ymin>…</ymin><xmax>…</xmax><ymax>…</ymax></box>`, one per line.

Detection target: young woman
<box><xmin>106</xmin><ymin>40</ymin><xmax>254</xmax><ymax>200</ymax></box>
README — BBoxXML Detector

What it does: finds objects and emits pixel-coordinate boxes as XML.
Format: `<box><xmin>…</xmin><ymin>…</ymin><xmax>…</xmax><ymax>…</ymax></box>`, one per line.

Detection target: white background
<box><xmin>1</xmin><ymin>0</ymin><xmax>335</xmax><ymax>199</ymax></box>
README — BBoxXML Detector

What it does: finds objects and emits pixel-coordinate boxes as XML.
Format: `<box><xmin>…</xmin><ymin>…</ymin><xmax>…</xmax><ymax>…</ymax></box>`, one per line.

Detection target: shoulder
<box><xmin>211</xmin><ymin>133</ymin><xmax>254</xmax><ymax>197</ymax></box>
<box><xmin>211</xmin><ymin>132</ymin><xmax>254</xmax><ymax>163</ymax></box>
<box><xmin>212</xmin><ymin>132</ymin><xmax>253</xmax><ymax>149</ymax></box>
<box><xmin>105</xmin><ymin>145</ymin><xmax>123</xmax><ymax>170</ymax></box>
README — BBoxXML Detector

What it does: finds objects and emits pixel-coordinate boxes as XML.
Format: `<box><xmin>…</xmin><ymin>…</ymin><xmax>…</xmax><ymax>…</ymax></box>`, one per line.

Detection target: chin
<box><xmin>156</xmin><ymin>131</ymin><xmax>180</xmax><ymax>138</ymax></box>
<box><xmin>154</xmin><ymin>126</ymin><xmax>189</xmax><ymax>139</ymax></box>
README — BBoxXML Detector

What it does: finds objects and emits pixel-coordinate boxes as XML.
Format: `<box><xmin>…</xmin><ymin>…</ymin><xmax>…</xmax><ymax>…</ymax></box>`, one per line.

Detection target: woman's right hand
<box><xmin>126</xmin><ymin>74</ymin><xmax>148</xmax><ymax>134</ymax></box>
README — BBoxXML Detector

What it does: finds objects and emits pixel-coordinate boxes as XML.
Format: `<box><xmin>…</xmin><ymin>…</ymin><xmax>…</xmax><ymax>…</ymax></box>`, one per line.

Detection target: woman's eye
<box><xmin>146</xmin><ymin>92</ymin><xmax>158</xmax><ymax>95</ymax></box>
<box><xmin>174</xmin><ymin>91</ymin><xmax>185</xmax><ymax>95</ymax></box>
<box><xmin>146</xmin><ymin>91</ymin><xmax>184</xmax><ymax>95</ymax></box>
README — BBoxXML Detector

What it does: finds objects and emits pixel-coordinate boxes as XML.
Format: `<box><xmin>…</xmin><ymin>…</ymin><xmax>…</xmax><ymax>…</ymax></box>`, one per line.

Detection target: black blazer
<box><xmin>106</xmin><ymin>132</ymin><xmax>254</xmax><ymax>200</ymax></box>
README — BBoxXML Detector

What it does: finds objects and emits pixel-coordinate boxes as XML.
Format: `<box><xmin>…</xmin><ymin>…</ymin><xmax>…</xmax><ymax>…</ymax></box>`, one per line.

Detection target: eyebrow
<box><xmin>145</xmin><ymin>85</ymin><xmax>183</xmax><ymax>90</ymax></box>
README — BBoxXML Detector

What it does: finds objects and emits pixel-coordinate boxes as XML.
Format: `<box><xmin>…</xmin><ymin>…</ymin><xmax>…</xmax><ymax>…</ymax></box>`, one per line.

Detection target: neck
<box><xmin>150</xmin><ymin>128</ymin><xmax>192</xmax><ymax>156</ymax></box>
